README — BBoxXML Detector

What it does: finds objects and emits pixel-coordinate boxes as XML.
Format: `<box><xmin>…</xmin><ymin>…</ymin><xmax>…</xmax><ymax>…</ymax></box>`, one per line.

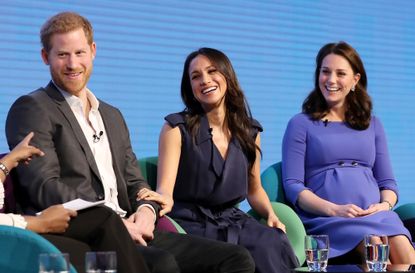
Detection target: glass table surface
<box><xmin>293</xmin><ymin>264</ymin><xmax>415</xmax><ymax>272</ymax></box>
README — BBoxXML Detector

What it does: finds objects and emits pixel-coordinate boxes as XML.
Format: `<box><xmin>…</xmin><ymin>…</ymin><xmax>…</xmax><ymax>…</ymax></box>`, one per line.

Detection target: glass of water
<box><xmin>305</xmin><ymin>235</ymin><xmax>329</xmax><ymax>272</ymax></box>
<box><xmin>364</xmin><ymin>234</ymin><xmax>389</xmax><ymax>272</ymax></box>
<box><xmin>85</xmin><ymin>251</ymin><xmax>117</xmax><ymax>273</ymax></box>
<box><xmin>39</xmin><ymin>253</ymin><xmax>70</xmax><ymax>273</ymax></box>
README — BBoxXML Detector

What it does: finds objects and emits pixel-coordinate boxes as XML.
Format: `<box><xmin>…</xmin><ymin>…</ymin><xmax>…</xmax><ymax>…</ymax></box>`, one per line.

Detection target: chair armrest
<box><xmin>0</xmin><ymin>225</ymin><xmax>77</xmax><ymax>273</ymax></box>
<box><xmin>165</xmin><ymin>215</ymin><xmax>187</xmax><ymax>234</ymax></box>
<box><xmin>394</xmin><ymin>203</ymin><xmax>415</xmax><ymax>221</ymax></box>
<box><xmin>394</xmin><ymin>203</ymin><xmax>415</xmax><ymax>242</ymax></box>
<box><xmin>247</xmin><ymin>202</ymin><xmax>306</xmax><ymax>266</ymax></box>
<box><xmin>156</xmin><ymin>215</ymin><xmax>187</xmax><ymax>234</ymax></box>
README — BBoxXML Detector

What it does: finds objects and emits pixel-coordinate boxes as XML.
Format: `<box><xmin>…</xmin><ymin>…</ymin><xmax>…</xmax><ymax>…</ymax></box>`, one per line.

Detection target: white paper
<box><xmin>36</xmin><ymin>198</ymin><xmax>105</xmax><ymax>215</ymax></box>
<box><xmin>62</xmin><ymin>198</ymin><xmax>105</xmax><ymax>211</ymax></box>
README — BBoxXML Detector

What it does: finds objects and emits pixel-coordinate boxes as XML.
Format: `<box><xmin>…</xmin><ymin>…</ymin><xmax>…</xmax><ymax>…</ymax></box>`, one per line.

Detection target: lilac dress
<box><xmin>282</xmin><ymin>113</ymin><xmax>412</xmax><ymax>258</ymax></box>
<box><xmin>165</xmin><ymin>112</ymin><xmax>298</xmax><ymax>273</ymax></box>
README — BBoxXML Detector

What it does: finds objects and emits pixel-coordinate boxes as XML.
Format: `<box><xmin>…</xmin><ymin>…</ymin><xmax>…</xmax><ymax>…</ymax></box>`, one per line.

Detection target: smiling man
<box><xmin>5</xmin><ymin>11</ymin><xmax>254</xmax><ymax>273</ymax></box>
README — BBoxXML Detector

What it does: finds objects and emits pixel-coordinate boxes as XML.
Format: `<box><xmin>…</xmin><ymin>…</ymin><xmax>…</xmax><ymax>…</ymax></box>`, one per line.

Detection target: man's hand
<box><xmin>123</xmin><ymin>206</ymin><xmax>155</xmax><ymax>246</ymax></box>
<box><xmin>137</xmin><ymin>188</ymin><xmax>174</xmax><ymax>216</ymax></box>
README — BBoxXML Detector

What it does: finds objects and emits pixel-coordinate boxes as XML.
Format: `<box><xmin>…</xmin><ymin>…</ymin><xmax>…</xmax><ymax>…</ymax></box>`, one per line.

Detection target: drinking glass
<box><xmin>39</xmin><ymin>253</ymin><xmax>70</xmax><ymax>273</ymax></box>
<box><xmin>364</xmin><ymin>234</ymin><xmax>389</xmax><ymax>272</ymax></box>
<box><xmin>304</xmin><ymin>235</ymin><xmax>329</xmax><ymax>272</ymax></box>
<box><xmin>85</xmin><ymin>251</ymin><xmax>117</xmax><ymax>273</ymax></box>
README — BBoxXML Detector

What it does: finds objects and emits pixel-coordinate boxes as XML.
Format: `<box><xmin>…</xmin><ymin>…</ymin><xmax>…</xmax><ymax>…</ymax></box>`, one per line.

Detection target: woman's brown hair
<box><xmin>181</xmin><ymin>48</ymin><xmax>260</xmax><ymax>171</ymax></box>
<box><xmin>302</xmin><ymin>41</ymin><xmax>372</xmax><ymax>130</ymax></box>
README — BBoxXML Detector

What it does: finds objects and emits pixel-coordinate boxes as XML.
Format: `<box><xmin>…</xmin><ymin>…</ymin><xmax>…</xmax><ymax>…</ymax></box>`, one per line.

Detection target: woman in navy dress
<box><xmin>142</xmin><ymin>48</ymin><xmax>298</xmax><ymax>273</ymax></box>
<box><xmin>282</xmin><ymin>41</ymin><xmax>415</xmax><ymax>263</ymax></box>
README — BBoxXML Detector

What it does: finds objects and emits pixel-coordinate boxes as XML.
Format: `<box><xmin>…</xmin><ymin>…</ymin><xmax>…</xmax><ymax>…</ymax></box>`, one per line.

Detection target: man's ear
<box><xmin>91</xmin><ymin>42</ymin><xmax>96</xmax><ymax>60</ymax></box>
<box><xmin>41</xmin><ymin>48</ymin><xmax>49</xmax><ymax>65</ymax></box>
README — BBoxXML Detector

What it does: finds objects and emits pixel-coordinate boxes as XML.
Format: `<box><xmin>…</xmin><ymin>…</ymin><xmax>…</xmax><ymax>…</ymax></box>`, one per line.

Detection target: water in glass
<box><xmin>365</xmin><ymin>243</ymin><xmax>389</xmax><ymax>272</ymax></box>
<box><xmin>305</xmin><ymin>248</ymin><xmax>329</xmax><ymax>271</ymax></box>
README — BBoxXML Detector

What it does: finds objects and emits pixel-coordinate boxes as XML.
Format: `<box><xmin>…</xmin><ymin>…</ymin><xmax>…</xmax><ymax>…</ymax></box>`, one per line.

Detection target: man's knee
<box><xmin>147</xmin><ymin>251</ymin><xmax>180</xmax><ymax>273</ymax></box>
<box><xmin>223</xmin><ymin>246</ymin><xmax>255</xmax><ymax>273</ymax></box>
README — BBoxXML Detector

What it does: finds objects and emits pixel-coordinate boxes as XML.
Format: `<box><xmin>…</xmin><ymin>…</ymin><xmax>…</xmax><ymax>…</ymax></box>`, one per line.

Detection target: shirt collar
<box><xmin>54</xmin><ymin>81</ymin><xmax>100</xmax><ymax>111</ymax></box>
<box><xmin>195</xmin><ymin>114</ymin><xmax>213</xmax><ymax>145</ymax></box>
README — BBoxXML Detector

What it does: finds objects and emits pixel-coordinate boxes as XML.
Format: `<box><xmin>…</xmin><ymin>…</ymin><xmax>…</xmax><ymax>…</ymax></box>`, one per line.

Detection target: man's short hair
<box><xmin>40</xmin><ymin>11</ymin><xmax>94</xmax><ymax>52</ymax></box>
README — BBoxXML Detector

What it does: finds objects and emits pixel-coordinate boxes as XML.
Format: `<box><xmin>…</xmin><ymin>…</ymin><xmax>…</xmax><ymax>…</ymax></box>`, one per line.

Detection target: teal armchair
<box><xmin>248</xmin><ymin>161</ymin><xmax>306</xmax><ymax>266</ymax></box>
<box><xmin>394</xmin><ymin>203</ymin><xmax>415</xmax><ymax>241</ymax></box>
<box><xmin>0</xmin><ymin>225</ymin><xmax>77</xmax><ymax>273</ymax></box>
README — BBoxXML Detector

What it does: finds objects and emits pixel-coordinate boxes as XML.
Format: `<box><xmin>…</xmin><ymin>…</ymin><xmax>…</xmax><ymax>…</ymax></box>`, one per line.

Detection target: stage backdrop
<box><xmin>1</xmin><ymin>1</ymin><xmax>414</xmax><ymax>210</ymax></box>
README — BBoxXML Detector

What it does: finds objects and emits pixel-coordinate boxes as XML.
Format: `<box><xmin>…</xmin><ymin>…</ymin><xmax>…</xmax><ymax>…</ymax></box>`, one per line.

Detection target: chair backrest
<box><xmin>138</xmin><ymin>156</ymin><xmax>186</xmax><ymax>234</ymax></box>
<box><xmin>260</xmin><ymin>161</ymin><xmax>307</xmax><ymax>265</ymax></box>
<box><xmin>260</xmin><ymin>161</ymin><xmax>287</xmax><ymax>203</ymax></box>
<box><xmin>0</xmin><ymin>225</ymin><xmax>77</xmax><ymax>273</ymax></box>
<box><xmin>138</xmin><ymin>156</ymin><xmax>158</xmax><ymax>190</ymax></box>
<box><xmin>394</xmin><ymin>203</ymin><xmax>415</xmax><ymax>242</ymax></box>
<box><xmin>394</xmin><ymin>203</ymin><xmax>415</xmax><ymax>221</ymax></box>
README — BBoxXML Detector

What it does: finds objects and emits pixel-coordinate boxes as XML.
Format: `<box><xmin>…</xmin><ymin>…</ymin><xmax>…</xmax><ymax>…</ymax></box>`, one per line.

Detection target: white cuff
<box><xmin>137</xmin><ymin>204</ymin><xmax>157</xmax><ymax>222</ymax></box>
<box><xmin>0</xmin><ymin>181</ymin><xmax>4</xmax><ymax>210</ymax></box>
<box><xmin>0</xmin><ymin>214</ymin><xmax>27</xmax><ymax>229</ymax></box>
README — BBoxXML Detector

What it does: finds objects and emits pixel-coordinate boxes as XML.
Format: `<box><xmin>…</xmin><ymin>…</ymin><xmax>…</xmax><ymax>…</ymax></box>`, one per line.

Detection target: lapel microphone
<box><xmin>323</xmin><ymin>119</ymin><xmax>329</xmax><ymax>127</ymax></box>
<box><xmin>93</xmin><ymin>131</ymin><xmax>104</xmax><ymax>143</ymax></box>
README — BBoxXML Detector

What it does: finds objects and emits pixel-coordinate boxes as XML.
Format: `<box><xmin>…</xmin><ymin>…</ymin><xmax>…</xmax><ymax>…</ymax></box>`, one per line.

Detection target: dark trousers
<box><xmin>44</xmin><ymin>206</ymin><xmax>254</xmax><ymax>273</ymax></box>
<box><xmin>140</xmin><ymin>231</ymin><xmax>255</xmax><ymax>273</ymax></box>
<box><xmin>43</xmin><ymin>206</ymin><xmax>150</xmax><ymax>273</ymax></box>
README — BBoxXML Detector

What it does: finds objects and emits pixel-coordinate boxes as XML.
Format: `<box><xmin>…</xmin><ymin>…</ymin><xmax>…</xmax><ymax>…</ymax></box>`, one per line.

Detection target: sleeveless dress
<box><xmin>165</xmin><ymin>112</ymin><xmax>299</xmax><ymax>273</ymax></box>
<box><xmin>282</xmin><ymin>113</ymin><xmax>413</xmax><ymax>258</ymax></box>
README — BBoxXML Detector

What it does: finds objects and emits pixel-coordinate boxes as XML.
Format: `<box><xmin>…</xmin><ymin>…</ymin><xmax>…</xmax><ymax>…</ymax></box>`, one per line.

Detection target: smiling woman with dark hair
<box><xmin>282</xmin><ymin>41</ymin><xmax>415</xmax><ymax>264</ymax></box>
<box><xmin>142</xmin><ymin>48</ymin><xmax>298</xmax><ymax>273</ymax></box>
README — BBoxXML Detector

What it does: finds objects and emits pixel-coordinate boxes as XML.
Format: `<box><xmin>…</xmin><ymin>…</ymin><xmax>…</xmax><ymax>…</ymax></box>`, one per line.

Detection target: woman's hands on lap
<box><xmin>332</xmin><ymin>202</ymin><xmax>390</xmax><ymax>218</ymax></box>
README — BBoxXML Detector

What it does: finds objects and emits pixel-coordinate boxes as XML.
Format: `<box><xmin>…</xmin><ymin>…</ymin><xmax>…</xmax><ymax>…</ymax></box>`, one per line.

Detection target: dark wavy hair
<box><xmin>180</xmin><ymin>47</ymin><xmax>260</xmax><ymax>171</ymax></box>
<box><xmin>302</xmin><ymin>41</ymin><xmax>372</xmax><ymax>130</ymax></box>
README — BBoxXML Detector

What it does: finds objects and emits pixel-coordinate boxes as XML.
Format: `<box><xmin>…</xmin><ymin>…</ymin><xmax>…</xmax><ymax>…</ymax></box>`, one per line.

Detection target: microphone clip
<box><xmin>93</xmin><ymin>131</ymin><xmax>103</xmax><ymax>143</ymax></box>
<box><xmin>323</xmin><ymin>119</ymin><xmax>329</xmax><ymax>127</ymax></box>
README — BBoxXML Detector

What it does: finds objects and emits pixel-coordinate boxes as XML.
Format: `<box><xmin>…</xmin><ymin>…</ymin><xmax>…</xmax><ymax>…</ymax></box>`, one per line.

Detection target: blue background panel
<box><xmin>1</xmin><ymin>0</ymin><xmax>414</xmax><ymax>210</ymax></box>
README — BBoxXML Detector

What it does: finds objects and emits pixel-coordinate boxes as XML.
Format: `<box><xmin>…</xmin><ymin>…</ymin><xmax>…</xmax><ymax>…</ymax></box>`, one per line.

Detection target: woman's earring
<box><xmin>351</xmin><ymin>85</ymin><xmax>356</xmax><ymax>92</ymax></box>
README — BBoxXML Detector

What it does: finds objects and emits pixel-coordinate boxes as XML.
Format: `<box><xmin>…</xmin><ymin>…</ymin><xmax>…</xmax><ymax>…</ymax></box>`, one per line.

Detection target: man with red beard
<box><xmin>5</xmin><ymin>11</ymin><xmax>254</xmax><ymax>273</ymax></box>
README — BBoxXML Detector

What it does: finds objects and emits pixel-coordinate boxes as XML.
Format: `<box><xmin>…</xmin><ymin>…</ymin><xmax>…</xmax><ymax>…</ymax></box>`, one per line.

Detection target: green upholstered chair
<box><xmin>0</xmin><ymin>226</ymin><xmax>77</xmax><ymax>273</ymax></box>
<box><xmin>247</xmin><ymin>161</ymin><xmax>306</xmax><ymax>266</ymax></box>
<box><xmin>138</xmin><ymin>156</ymin><xmax>186</xmax><ymax>234</ymax></box>
<box><xmin>394</xmin><ymin>203</ymin><xmax>415</xmax><ymax>223</ymax></box>
<box><xmin>394</xmin><ymin>203</ymin><xmax>415</xmax><ymax>241</ymax></box>
<box><xmin>139</xmin><ymin>156</ymin><xmax>307</xmax><ymax>265</ymax></box>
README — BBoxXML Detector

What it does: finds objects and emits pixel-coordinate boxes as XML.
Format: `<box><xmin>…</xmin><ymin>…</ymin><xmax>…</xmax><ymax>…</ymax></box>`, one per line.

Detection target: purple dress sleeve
<box><xmin>372</xmin><ymin>116</ymin><xmax>398</xmax><ymax>194</ymax></box>
<box><xmin>281</xmin><ymin>114</ymin><xmax>311</xmax><ymax>206</ymax></box>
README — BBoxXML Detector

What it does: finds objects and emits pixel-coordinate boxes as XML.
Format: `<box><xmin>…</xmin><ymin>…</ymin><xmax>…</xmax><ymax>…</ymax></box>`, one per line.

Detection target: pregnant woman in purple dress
<box><xmin>282</xmin><ymin>41</ymin><xmax>415</xmax><ymax>264</ymax></box>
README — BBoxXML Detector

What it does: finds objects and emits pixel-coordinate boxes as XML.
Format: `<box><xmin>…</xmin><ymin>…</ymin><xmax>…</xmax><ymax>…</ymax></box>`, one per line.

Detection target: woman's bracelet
<box><xmin>0</xmin><ymin>162</ymin><xmax>10</xmax><ymax>176</ymax></box>
<box><xmin>382</xmin><ymin>200</ymin><xmax>393</xmax><ymax>210</ymax></box>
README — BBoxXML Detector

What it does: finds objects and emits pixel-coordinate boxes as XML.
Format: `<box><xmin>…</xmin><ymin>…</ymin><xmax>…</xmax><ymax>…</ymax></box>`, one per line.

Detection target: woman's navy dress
<box><xmin>165</xmin><ymin>112</ymin><xmax>298</xmax><ymax>273</ymax></box>
<box><xmin>282</xmin><ymin>113</ymin><xmax>412</xmax><ymax>258</ymax></box>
